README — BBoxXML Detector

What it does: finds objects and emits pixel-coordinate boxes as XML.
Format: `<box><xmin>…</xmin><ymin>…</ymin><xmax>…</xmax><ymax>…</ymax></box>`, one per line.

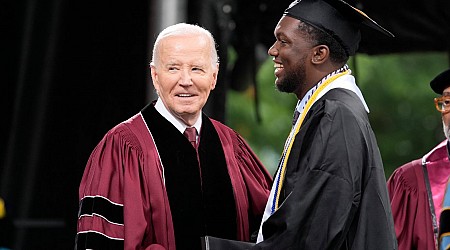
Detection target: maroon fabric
<box><xmin>388</xmin><ymin>159</ymin><xmax>435</xmax><ymax>250</ymax></box>
<box><xmin>183</xmin><ymin>127</ymin><xmax>197</xmax><ymax>148</ymax></box>
<box><xmin>77</xmin><ymin>113</ymin><xmax>272</xmax><ymax>249</ymax></box>
<box><xmin>211</xmin><ymin>120</ymin><xmax>273</xmax><ymax>240</ymax></box>
<box><xmin>387</xmin><ymin>140</ymin><xmax>450</xmax><ymax>250</ymax></box>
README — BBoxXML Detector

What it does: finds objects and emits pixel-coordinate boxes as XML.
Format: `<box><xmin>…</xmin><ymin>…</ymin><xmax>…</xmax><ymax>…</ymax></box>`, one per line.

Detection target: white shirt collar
<box><xmin>295</xmin><ymin>67</ymin><xmax>369</xmax><ymax>116</ymax></box>
<box><xmin>295</xmin><ymin>64</ymin><xmax>350</xmax><ymax>115</ymax></box>
<box><xmin>317</xmin><ymin>74</ymin><xmax>370</xmax><ymax>113</ymax></box>
<box><xmin>154</xmin><ymin>98</ymin><xmax>202</xmax><ymax>134</ymax></box>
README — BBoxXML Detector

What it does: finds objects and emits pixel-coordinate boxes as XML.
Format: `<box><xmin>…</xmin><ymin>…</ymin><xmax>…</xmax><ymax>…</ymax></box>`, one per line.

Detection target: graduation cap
<box><xmin>430</xmin><ymin>69</ymin><xmax>450</xmax><ymax>94</ymax></box>
<box><xmin>284</xmin><ymin>0</ymin><xmax>394</xmax><ymax>56</ymax></box>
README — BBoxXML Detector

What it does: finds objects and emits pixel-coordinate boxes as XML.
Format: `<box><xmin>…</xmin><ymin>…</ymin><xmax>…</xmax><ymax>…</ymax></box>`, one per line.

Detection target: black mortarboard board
<box><xmin>284</xmin><ymin>0</ymin><xmax>394</xmax><ymax>56</ymax></box>
<box><xmin>430</xmin><ymin>69</ymin><xmax>450</xmax><ymax>94</ymax></box>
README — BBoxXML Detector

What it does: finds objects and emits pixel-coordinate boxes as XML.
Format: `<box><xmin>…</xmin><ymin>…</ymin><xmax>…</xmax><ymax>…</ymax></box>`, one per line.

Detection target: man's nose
<box><xmin>179</xmin><ymin>69</ymin><xmax>192</xmax><ymax>85</ymax></box>
<box><xmin>268</xmin><ymin>42</ymin><xmax>278</xmax><ymax>56</ymax></box>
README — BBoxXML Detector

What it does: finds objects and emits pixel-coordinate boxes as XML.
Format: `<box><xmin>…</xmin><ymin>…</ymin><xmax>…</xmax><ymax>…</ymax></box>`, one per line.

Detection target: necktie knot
<box><xmin>184</xmin><ymin>127</ymin><xmax>197</xmax><ymax>148</ymax></box>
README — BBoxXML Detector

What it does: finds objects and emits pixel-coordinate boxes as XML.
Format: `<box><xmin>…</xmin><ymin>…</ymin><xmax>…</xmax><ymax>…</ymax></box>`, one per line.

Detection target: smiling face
<box><xmin>443</xmin><ymin>86</ymin><xmax>450</xmax><ymax>139</ymax></box>
<box><xmin>151</xmin><ymin>34</ymin><xmax>218</xmax><ymax>126</ymax></box>
<box><xmin>268</xmin><ymin>16</ymin><xmax>315</xmax><ymax>97</ymax></box>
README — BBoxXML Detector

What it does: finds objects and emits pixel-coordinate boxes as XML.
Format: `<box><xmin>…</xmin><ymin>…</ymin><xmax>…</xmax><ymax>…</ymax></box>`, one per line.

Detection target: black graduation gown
<box><xmin>256</xmin><ymin>89</ymin><xmax>397</xmax><ymax>250</ymax></box>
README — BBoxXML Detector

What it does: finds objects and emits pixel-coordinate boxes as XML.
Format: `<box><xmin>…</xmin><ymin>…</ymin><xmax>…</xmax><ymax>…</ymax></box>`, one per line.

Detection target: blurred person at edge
<box><xmin>388</xmin><ymin>69</ymin><xmax>450</xmax><ymax>250</ymax></box>
<box><xmin>74</xmin><ymin>23</ymin><xmax>272</xmax><ymax>250</ymax></box>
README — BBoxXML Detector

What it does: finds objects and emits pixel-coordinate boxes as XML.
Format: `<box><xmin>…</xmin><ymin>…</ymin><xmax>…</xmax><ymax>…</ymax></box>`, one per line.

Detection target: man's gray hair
<box><xmin>150</xmin><ymin>23</ymin><xmax>219</xmax><ymax>67</ymax></box>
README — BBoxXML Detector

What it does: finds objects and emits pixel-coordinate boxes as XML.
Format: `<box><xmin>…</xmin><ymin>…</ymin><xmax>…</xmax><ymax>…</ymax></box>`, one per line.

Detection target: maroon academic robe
<box><xmin>388</xmin><ymin>140</ymin><xmax>450</xmax><ymax>250</ymax></box>
<box><xmin>76</xmin><ymin>109</ymin><xmax>272</xmax><ymax>249</ymax></box>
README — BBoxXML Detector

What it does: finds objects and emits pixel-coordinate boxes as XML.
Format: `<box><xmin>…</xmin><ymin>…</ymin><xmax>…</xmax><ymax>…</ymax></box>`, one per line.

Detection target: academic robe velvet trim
<box><xmin>143</xmin><ymin>104</ymin><xmax>237</xmax><ymax>249</ymax></box>
<box><xmin>76</xmin><ymin>104</ymin><xmax>272</xmax><ymax>250</ymax></box>
<box><xmin>439</xmin><ymin>176</ymin><xmax>450</xmax><ymax>250</ymax></box>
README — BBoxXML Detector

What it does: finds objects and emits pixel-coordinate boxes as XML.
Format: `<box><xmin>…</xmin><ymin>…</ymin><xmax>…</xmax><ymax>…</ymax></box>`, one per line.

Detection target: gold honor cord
<box><xmin>274</xmin><ymin>70</ymin><xmax>350</xmax><ymax>210</ymax></box>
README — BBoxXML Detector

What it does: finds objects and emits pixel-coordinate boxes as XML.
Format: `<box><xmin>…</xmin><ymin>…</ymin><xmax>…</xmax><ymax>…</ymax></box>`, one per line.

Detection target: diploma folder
<box><xmin>200</xmin><ymin>236</ymin><xmax>255</xmax><ymax>250</ymax></box>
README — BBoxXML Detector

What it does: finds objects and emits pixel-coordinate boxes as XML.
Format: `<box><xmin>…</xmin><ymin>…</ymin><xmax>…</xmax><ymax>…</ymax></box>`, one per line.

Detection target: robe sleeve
<box><xmin>235</xmin><ymin>133</ymin><xmax>273</xmax><ymax>232</ymax></box>
<box><xmin>75</xmin><ymin>123</ymin><xmax>166</xmax><ymax>250</ymax></box>
<box><xmin>256</xmin><ymin>100</ymin><xmax>394</xmax><ymax>249</ymax></box>
<box><xmin>212</xmin><ymin>120</ymin><xmax>272</xmax><ymax>241</ymax></box>
<box><xmin>387</xmin><ymin>160</ymin><xmax>435</xmax><ymax>250</ymax></box>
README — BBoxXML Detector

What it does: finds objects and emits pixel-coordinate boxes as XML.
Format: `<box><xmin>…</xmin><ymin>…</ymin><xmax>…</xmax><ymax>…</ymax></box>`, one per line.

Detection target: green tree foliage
<box><xmin>226</xmin><ymin>52</ymin><xmax>449</xmax><ymax>178</ymax></box>
<box><xmin>353</xmin><ymin>53</ymin><xmax>448</xmax><ymax>177</ymax></box>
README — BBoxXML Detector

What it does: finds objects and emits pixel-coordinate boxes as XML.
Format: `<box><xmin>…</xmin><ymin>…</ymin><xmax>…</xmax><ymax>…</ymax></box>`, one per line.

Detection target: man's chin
<box><xmin>275</xmin><ymin>82</ymin><xmax>284</xmax><ymax>92</ymax></box>
<box><xmin>275</xmin><ymin>79</ymin><xmax>286</xmax><ymax>92</ymax></box>
<box><xmin>275</xmin><ymin>81</ymin><xmax>296</xmax><ymax>93</ymax></box>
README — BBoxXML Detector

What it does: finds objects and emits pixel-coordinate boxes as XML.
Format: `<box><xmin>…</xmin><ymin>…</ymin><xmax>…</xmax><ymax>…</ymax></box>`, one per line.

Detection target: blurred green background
<box><xmin>226</xmin><ymin>52</ymin><xmax>449</xmax><ymax>177</ymax></box>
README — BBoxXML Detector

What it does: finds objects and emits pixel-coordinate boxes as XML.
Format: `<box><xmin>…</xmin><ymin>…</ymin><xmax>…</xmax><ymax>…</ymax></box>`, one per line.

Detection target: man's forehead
<box><xmin>163</xmin><ymin>59</ymin><xmax>208</xmax><ymax>66</ymax></box>
<box><xmin>158</xmin><ymin>54</ymin><xmax>212</xmax><ymax>69</ymax></box>
<box><xmin>443</xmin><ymin>87</ymin><xmax>450</xmax><ymax>95</ymax></box>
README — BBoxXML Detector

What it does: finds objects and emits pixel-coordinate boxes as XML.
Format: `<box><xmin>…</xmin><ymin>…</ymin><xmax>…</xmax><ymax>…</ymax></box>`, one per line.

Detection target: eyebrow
<box><xmin>275</xmin><ymin>30</ymin><xmax>291</xmax><ymax>42</ymax></box>
<box><xmin>165</xmin><ymin>62</ymin><xmax>206</xmax><ymax>68</ymax></box>
<box><xmin>274</xmin><ymin>30</ymin><xmax>284</xmax><ymax>37</ymax></box>
<box><xmin>165</xmin><ymin>62</ymin><xmax>180</xmax><ymax>66</ymax></box>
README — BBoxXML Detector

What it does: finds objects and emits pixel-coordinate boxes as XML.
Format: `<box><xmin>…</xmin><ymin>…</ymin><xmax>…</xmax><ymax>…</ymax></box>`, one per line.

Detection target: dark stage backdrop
<box><xmin>1</xmin><ymin>1</ymin><xmax>150</xmax><ymax>248</ymax></box>
<box><xmin>1</xmin><ymin>1</ymin><xmax>232</xmax><ymax>248</ymax></box>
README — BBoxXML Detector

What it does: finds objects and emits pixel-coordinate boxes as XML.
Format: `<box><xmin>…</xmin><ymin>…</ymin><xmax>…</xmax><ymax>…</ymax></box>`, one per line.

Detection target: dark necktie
<box><xmin>184</xmin><ymin>127</ymin><xmax>197</xmax><ymax>148</ymax></box>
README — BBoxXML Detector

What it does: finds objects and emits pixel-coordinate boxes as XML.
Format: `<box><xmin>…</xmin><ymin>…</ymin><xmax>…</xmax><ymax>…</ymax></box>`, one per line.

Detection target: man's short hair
<box><xmin>150</xmin><ymin>23</ymin><xmax>219</xmax><ymax>68</ymax></box>
<box><xmin>297</xmin><ymin>21</ymin><xmax>348</xmax><ymax>64</ymax></box>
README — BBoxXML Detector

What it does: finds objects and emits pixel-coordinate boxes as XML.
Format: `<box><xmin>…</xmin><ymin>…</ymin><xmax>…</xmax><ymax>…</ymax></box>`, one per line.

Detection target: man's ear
<box><xmin>311</xmin><ymin>45</ymin><xmax>329</xmax><ymax>64</ymax></box>
<box><xmin>211</xmin><ymin>63</ymin><xmax>219</xmax><ymax>90</ymax></box>
<box><xmin>150</xmin><ymin>65</ymin><xmax>159</xmax><ymax>92</ymax></box>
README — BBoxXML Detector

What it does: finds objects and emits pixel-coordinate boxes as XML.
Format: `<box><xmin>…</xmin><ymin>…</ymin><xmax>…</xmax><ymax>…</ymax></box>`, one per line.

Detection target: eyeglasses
<box><xmin>434</xmin><ymin>96</ymin><xmax>450</xmax><ymax>114</ymax></box>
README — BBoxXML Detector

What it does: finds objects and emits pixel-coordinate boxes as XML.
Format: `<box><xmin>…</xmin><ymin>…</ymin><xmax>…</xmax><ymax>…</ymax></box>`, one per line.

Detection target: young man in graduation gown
<box><xmin>75</xmin><ymin>23</ymin><xmax>272</xmax><ymax>250</ymax></box>
<box><xmin>253</xmin><ymin>0</ymin><xmax>398</xmax><ymax>249</ymax></box>
<box><xmin>388</xmin><ymin>69</ymin><xmax>450</xmax><ymax>250</ymax></box>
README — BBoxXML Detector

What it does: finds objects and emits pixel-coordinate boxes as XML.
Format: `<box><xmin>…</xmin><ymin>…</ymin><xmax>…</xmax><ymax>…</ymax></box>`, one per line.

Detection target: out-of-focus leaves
<box><xmin>354</xmin><ymin>52</ymin><xmax>448</xmax><ymax>177</ymax></box>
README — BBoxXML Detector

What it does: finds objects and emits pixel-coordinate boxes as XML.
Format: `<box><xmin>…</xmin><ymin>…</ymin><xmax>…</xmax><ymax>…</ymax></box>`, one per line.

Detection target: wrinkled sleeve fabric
<box><xmin>212</xmin><ymin>121</ymin><xmax>272</xmax><ymax>241</ymax></box>
<box><xmin>387</xmin><ymin>160</ymin><xmax>435</xmax><ymax>250</ymax></box>
<box><xmin>234</xmin><ymin>133</ymin><xmax>273</xmax><ymax>232</ymax></box>
<box><xmin>235</xmin><ymin>135</ymin><xmax>272</xmax><ymax>216</ymax></box>
<box><xmin>75</xmin><ymin>119</ymin><xmax>171</xmax><ymax>250</ymax></box>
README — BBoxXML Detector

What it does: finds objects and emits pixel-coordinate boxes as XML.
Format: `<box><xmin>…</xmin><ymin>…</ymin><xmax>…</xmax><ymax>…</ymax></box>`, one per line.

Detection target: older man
<box><xmin>388</xmin><ymin>69</ymin><xmax>450</xmax><ymax>250</ymax></box>
<box><xmin>75</xmin><ymin>23</ymin><xmax>272</xmax><ymax>250</ymax></box>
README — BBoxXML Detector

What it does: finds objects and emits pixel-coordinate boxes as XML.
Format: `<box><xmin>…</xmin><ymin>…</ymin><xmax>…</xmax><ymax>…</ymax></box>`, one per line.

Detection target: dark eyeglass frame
<box><xmin>434</xmin><ymin>96</ymin><xmax>450</xmax><ymax>114</ymax></box>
